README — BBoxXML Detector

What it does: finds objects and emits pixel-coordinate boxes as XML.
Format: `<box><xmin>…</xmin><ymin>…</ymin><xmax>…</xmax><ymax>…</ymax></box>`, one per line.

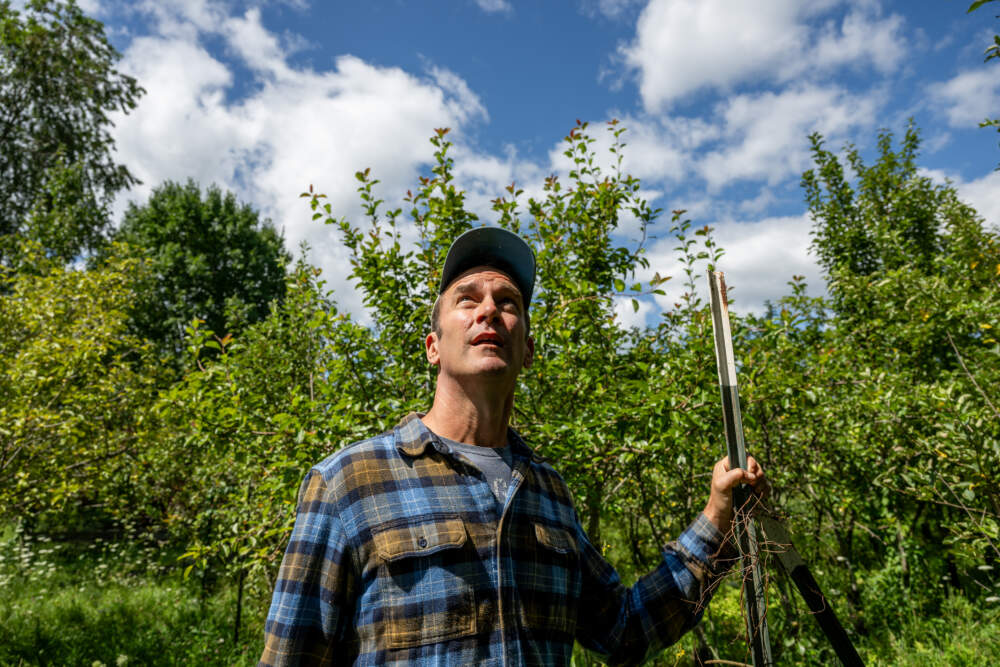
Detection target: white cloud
<box><xmin>811</xmin><ymin>8</ymin><xmax>905</xmax><ymax>74</ymax></box>
<box><xmin>710</xmin><ymin>215</ymin><xmax>823</xmax><ymax>313</ymax></box>
<box><xmin>928</xmin><ymin>69</ymin><xmax>1000</xmax><ymax>128</ymax></box>
<box><xmin>614</xmin><ymin>295</ymin><xmax>655</xmax><ymax>329</ymax></box>
<box><xmin>451</xmin><ymin>143</ymin><xmax>548</xmax><ymax>219</ymax></box>
<box><xmin>619</xmin><ymin>0</ymin><xmax>905</xmax><ymax>111</ymax></box>
<box><xmin>222</xmin><ymin>8</ymin><xmax>293</xmax><ymax>78</ymax></box>
<box><xmin>955</xmin><ymin>171</ymin><xmax>1000</xmax><ymax>228</ymax></box>
<box><xmin>915</xmin><ymin>167</ymin><xmax>1000</xmax><ymax>232</ymax></box>
<box><xmin>542</xmin><ymin>115</ymin><xmax>712</xmax><ymax>190</ymax></box>
<box><xmin>130</xmin><ymin>0</ymin><xmax>226</xmax><ymax>40</ymax></box>
<box><xmin>112</xmin><ymin>36</ymin><xmax>239</xmax><ymax>194</ymax></box>
<box><xmin>78</xmin><ymin>0</ymin><xmax>103</xmax><ymax>15</ymax></box>
<box><xmin>643</xmin><ymin>214</ymin><xmax>822</xmax><ymax>316</ymax></box>
<box><xmin>111</xmin><ymin>2</ymin><xmax>492</xmax><ymax>317</ymax></box>
<box><xmin>620</xmin><ymin>0</ymin><xmax>807</xmax><ymax>112</ymax></box>
<box><xmin>428</xmin><ymin>66</ymin><xmax>490</xmax><ymax>125</ymax></box>
<box><xmin>616</xmin><ymin>116</ymin><xmax>709</xmax><ymax>183</ymax></box>
<box><xmin>473</xmin><ymin>0</ymin><xmax>512</xmax><ymax>14</ymax></box>
<box><xmin>697</xmin><ymin>85</ymin><xmax>881</xmax><ymax>190</ymax></box>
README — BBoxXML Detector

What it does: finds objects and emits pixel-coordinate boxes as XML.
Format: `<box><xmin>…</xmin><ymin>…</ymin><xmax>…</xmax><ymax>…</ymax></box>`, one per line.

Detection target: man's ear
<box><xmin>522</xmin><ymin>335</ymin><xmax>535</xmax><ymax>370</ymax></box>
<box><xmin>425</xmin><ymin>331</ymin><xmax>440</xmax><ymax>366</ymax></box>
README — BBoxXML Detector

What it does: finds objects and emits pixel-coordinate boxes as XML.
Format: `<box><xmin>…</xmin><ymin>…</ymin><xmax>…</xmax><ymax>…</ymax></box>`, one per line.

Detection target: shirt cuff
<box><xmin>676</xmin><ymin>512</ymin><xmax>737</xmax><ymax>579</ymax></box>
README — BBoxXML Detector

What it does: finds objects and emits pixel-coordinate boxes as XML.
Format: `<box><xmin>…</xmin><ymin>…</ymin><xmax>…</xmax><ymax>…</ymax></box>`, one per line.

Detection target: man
<box><xmin>260</xmin><ymin>227</ymin><xmax>768</xmax><ymax>666</ymax></box>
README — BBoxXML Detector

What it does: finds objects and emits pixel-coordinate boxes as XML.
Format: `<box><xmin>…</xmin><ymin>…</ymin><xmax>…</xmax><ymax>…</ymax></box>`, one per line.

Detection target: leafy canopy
<box><xmin>0</xmin><ymin>0</ymin><xmax>143</xmax><ymax>265</ymax></box>
<box><xmin>111</xmin><ymin>180</ymin><xmax>291</xmax><ymax>362</ymax></box>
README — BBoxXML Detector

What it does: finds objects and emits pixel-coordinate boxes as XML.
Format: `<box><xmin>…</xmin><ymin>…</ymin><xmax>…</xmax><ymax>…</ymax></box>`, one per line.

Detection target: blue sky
<box><xmin>68</xmin><ymin>0</ymin><xmax>1000</xmax><ymax>323</ymax></box>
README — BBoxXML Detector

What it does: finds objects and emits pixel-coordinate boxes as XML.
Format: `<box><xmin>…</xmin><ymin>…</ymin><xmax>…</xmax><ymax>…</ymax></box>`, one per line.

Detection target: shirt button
<box><xmin>418</xmin><ymin>537</ymin><xmax>428</xmax><ymax>548</ymax></box>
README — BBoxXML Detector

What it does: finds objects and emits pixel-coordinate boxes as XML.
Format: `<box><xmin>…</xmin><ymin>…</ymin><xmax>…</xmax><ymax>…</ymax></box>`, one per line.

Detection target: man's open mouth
<box><xmin>472</xmin><ymin>334</ymin><xmax>504</xmax><ymax>347</ymax></box>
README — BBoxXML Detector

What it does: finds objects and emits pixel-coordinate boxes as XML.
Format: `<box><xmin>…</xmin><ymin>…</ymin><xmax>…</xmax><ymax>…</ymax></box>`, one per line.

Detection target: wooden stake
<box><xmin>758</xmin><ymin>511</ymin><xmax>864</xmax><ymax>666</ymax></box>
<box><xmin>707</xmin><ymin>270</ymin><xmax>773</xmax><ymax>667</ymax></box>
<box><xmin>707</xmin><ymin>270</ymin><xmax>865</xmax><ymax>666</ymax></box>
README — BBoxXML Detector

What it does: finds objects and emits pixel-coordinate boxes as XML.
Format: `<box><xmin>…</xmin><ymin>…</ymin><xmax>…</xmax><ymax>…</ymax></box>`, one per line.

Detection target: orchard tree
<box><xmin>802</xmin><ymin>122</ymin><xmax>996</xmax><ymax>374</ymax></box>
<box><xmin>0</xmin><ymin>0</ymin><xmax>143</xmax><ymax>266</ymax></box>
<box><xmin>0</xmin><ymin>241</ymin><xmax>163</xmax><ymax>525</ymax></box>
<box><xmin>796</xmin><ymin>122</ymin><xmax>1000</xmax><ymax>629</ymax></box>
<box><xmin>112</xmin><ymin>180</ymin><xmax>290</xmax><ymax>362</ymax></box>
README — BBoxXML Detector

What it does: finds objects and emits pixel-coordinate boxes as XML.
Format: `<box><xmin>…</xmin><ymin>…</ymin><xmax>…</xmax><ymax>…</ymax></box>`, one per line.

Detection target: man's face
<box><xmin>426</xmin><ymin>266</ymin><xmax>534</xmax><ymax>382</ymax></box>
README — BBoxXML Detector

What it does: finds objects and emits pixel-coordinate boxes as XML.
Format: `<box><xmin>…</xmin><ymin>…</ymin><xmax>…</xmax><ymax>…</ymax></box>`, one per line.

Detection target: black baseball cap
<box><xmin>439</xmin><ymin>227</ymin><xmax>536</xmax><ymax>308</ymax></box>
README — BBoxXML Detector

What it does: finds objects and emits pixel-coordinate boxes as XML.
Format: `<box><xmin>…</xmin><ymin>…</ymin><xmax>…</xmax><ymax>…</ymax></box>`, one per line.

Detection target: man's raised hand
<box><xmin>702</xmin><ymin>455</ymin><xmax>770</xmax><ymax>534</ymax></box>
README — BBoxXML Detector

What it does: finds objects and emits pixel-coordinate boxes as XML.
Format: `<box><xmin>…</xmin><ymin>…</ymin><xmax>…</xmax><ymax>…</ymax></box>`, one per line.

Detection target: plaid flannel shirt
<box><xmin>260</xmin><ymin>413</ymin><xmax>729</xmax><ymax>666</ymax></box>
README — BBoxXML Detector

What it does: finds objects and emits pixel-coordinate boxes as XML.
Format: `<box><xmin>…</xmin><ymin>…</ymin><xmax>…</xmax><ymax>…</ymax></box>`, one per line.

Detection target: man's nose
<box><xmin>476</xmin><ymin>295</ymin><xmax>500</xmax><ymax>322</ymax></box>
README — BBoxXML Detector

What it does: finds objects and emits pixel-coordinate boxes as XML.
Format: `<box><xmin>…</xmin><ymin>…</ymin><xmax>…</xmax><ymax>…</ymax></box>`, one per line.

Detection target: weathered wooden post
<box><xmin>707</xmin><ymin>270</ymin><xmax>773</xmax><ymax>667</ymax></box>
<box><xmin>707</xmin><ymin>270</ymin><xmax>864</xmax><ymax>666</ymax></box>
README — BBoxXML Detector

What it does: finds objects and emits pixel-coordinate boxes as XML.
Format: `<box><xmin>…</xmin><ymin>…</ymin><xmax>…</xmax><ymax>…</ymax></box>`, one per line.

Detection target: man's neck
<box><xmin>422</xmin><ymin>376</ymin><xmax>514</xmax><ymax>448</ymax></box>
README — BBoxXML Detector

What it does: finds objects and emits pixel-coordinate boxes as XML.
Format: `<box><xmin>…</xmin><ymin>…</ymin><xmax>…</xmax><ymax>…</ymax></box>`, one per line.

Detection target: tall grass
<box><xmin>0</xmin><ymin>523</ymin><xmax>266</xmax><ymax>666</ymax></box>
<box><xmin>3</xmin><ymin>522</ymin><xmax>997</xmax><ymax>665</ymax></box>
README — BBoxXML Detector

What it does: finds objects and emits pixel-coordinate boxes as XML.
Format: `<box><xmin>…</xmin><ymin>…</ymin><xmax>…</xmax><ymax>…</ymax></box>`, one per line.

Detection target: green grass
<box><xmin>2</xmin><ymin>524</ymin><xmax>997</xmax><ymax>666</ymax></box>
<box><xmin>863</xmin><ymin>594</ymin><xmax>1000</xmax><ymax>666</ymax></box>
<box><xmin>0</xmin><ymin>526</ymin><xmax>266</xmax><ymax>666</ymax></box>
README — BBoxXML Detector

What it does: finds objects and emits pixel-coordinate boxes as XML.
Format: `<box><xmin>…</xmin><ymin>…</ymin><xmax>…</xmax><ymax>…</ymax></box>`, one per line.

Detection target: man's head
<box><xmin>426</xmin><ymin>228</ymin><xmax>536</xmax><ymax>382</ymax></box>
<box><xmin>431</xmin><ymin>227</ymin><xmax>536</xmax><ymax>335</ymax></box>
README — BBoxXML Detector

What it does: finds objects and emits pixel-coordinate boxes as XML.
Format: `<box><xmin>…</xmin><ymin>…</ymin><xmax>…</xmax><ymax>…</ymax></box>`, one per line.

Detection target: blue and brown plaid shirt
<box><xmin>260</xmin><ymin>413</ymin><xmax>730</xmax><ymax>666</ymax></box>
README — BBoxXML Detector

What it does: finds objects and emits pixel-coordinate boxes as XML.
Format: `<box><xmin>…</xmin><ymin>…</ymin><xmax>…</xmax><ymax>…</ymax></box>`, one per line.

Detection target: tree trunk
<box><xmin>234</xmin><ymin>567</ymin><xmax>246</xmax><ymax>645</ymax></box>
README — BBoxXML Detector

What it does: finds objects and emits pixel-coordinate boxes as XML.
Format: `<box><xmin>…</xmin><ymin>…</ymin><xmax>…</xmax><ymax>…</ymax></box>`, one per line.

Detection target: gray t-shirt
<box><xmin>438</xmin><ymin>435</ymin><xmax>514</xmax><ymax>509</ymax></box>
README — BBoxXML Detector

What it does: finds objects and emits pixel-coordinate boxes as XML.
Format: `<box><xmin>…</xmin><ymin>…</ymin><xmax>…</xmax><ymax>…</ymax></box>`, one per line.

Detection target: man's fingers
<box><xmin>716</xmin><ymin>467</ymin><xmax>748</xmax><ymax>492</ymax></box>
<box><xmin>717</xmin><ymin>455</ymin><xmax>769</xmax><ymax>492</ymax></box>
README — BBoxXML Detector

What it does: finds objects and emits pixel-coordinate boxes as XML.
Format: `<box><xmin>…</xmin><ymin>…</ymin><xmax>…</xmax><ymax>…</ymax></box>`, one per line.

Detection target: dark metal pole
<box><xmin>759</xmin><ymin>513</ymin><xmax>865</xmax><ymax>666</ymax></box>
<box><xmin>707</xmin><ymin>270</ymin><xmax>773</xmax><ymax>667</ymax></box>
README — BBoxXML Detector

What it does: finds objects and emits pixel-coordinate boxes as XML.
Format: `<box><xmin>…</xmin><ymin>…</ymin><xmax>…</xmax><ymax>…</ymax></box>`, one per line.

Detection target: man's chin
<box><xmin>462</xmin><ymin>358</ymin><xmax>516</xmax><ymax>377</ymax></box>
<box><xmin>475</xmin><ymin>361</ymin><xmax>512</xmax><ymax>375</ymax></box>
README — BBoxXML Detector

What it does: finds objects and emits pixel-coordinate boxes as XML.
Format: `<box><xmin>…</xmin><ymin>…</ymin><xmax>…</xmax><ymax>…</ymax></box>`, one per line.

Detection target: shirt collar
<box><xmin>394</xmin><ymin>412</ymin><xmax>542</xmax><ymax>462</ymax></box>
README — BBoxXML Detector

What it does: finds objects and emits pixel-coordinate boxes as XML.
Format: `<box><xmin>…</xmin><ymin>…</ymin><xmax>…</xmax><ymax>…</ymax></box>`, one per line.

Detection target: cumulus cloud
<box><xmin>927</xmin><ymin>69</ymin><xmax>1000</xmax><ymax>128</ymax></box>
<box><xmin>619</xmin><ymin>0</ymin><xmax>905</xmax><ymax>112</ymax></box>
<box><xmin>614</xmin><ymin>294</ymin><xmax>655</xmax><ymax>329</ymax></box>
<box><xmin>641</xmin><ymin>214</ymin><xmax>822</xmax><ymax>317</ymax></box>
<box><xmin>543</xmin><ymin>114</ymin><xmax>717</xmax><ymax>191</ymax></box>
<box><xmin>697</xmin><ymin>84</ymin><xmax>882</xmax><ymax>190</ymax></box>
<box><xmin>811</xmin><ymin>8</ymin><xmax>905</xmax><ymax>74</ymax></box>
<box><xmin>620</xmin><ymin>0</ymin><xmax>806</xmax><ymax>111</ymax></box>
<box><xmin>709</xmin><ymin>215</ymin><xmax>822</xmax><ymax>312</ymax></box>
<box><xmin>111</xmin><ymin>1</ymin><xmax>491</xmax><ymax>316</ymax></box>
<box><xmin>112</xmin><ymin>36</ymin><xmax>239</xmax><ymax>194</ymax></box>
<box><xmin>958</xmin><ymin>170</ymin><xmax>1000</xmax><ymax>227</ymax></box>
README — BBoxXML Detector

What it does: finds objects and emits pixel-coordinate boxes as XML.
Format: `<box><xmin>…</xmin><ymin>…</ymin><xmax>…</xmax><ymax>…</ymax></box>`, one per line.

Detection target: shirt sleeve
<box><xmin>575</xmin><ymin>512</ymin><xmax>734</xmax><ymax>666</ymax></box>
<box><xmin>259</xmin><ymin>468</ymin><xmax>357</xmax><ymax>666</ymax></box>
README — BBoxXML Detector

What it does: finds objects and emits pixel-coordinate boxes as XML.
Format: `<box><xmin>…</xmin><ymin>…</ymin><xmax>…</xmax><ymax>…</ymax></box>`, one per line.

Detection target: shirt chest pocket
<box><xmin>371</xmin><ymin>516</ymin><xmax>477</xmax><ymax>649</ymax></box>
<box><xmin>515</xmin><ymin>522</ymin><xmax>581</xmax><ymax>636</ymax></box>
